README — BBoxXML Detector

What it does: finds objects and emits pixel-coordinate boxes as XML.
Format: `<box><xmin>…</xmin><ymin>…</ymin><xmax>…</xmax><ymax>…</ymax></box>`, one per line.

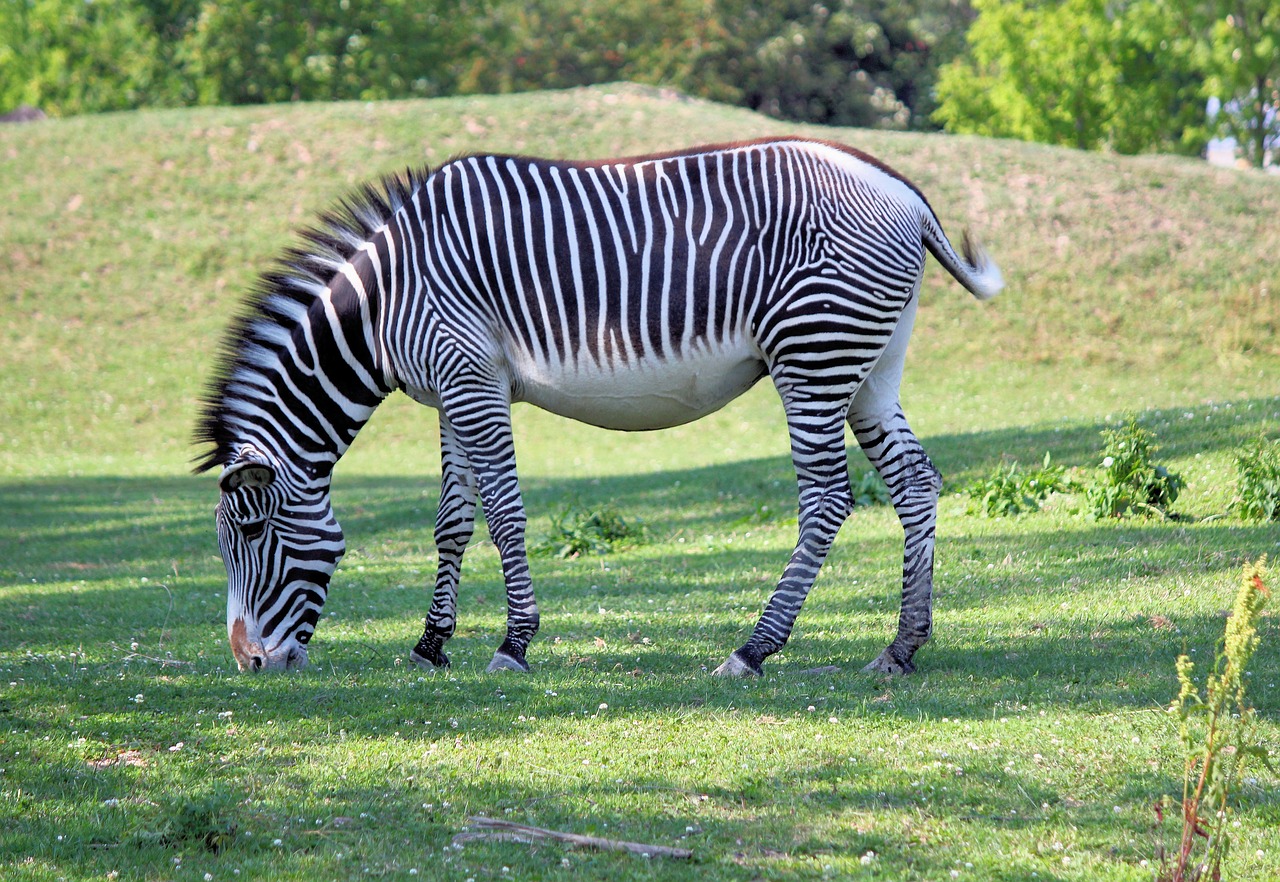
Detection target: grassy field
<box><xmin>1</xmin><ymin>84</ymin><xmax>1278</xmax><ymax>881</ymax></box>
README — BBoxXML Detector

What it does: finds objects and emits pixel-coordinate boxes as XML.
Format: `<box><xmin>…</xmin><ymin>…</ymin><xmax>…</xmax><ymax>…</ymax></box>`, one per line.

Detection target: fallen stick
<box><xmin>453</xmin><ymin>816</ymin><xmax>693</xmax><ymax>859</ymax></box>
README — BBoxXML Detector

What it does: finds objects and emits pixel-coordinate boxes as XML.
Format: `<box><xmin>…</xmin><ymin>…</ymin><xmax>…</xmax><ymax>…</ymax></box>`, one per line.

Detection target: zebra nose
<box><xmin>229</xmin><ymin>618</ymin><xmax>267</xmax><ymax>672</ymax></box>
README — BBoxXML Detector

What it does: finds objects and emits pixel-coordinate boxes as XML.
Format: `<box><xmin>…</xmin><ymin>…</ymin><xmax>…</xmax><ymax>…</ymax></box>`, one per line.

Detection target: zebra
<box><xmin>194</xmin><ymin>137</ymin><xmax>1002</xmax><ymax>677</ymax></box>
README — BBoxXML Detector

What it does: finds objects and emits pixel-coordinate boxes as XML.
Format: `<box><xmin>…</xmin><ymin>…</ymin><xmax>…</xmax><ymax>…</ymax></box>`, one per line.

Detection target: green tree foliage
<box><xmin>178</xmin><ymin>0</ymin><xmax>475</xmax><ymax>104</ymax></box>
<box><xmin>455</xmin><ymin>0</ymin><xmax>972</xmax><ymax>130</ymax></box>
<box><xmin>1191</xmin><ymin>0</ymin><xmax>1280</xmax><ymax>168</ymax></box>
<box><xmin>703</xmin><ymin>0</ymin><xmax>957</xmax><ymax>128</ymax></box>
<box><xmin>449</xmin><ymin>0</ymin><xmax>720</xmax><ymax>97</ymax></box>
<box><xmin>4</xmin><ymin>0</ymin><xmax>1273</xmax><ymax>162</ymax></box>
<box><xmin>0</xmin><ymin>0</ymin><xmax>165</xmax><ymax>115</ymax></box>
<box><xmin>0</xmin><ymin>0</ymin><xmax>971</xmax><ymax>130</ymax></box>
<box><xmin>934</xmin><ymin>0</ymin><xmax>1207</xmax><ymax>155</ymax></box>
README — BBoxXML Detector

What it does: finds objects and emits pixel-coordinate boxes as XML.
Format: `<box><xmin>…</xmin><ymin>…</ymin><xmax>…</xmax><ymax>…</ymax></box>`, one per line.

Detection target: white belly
<box><xmin>513</xmin><ymin>341</ymin><xmax>767</xmax><ymax>431</ymax></box>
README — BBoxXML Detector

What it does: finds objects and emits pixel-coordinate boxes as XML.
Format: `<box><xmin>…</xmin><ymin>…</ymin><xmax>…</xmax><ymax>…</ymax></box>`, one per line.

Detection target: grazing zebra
<box><xmin>194</xmin><ymin>137</ymin><xmax>1002</xmax><ymax>677</ymax></box>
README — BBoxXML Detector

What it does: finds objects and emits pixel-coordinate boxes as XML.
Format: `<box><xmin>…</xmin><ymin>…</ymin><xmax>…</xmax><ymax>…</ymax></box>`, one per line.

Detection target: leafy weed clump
<box><xmin>1155</xmin><ymin>557</ymin><xmax>1273</xmax><ymax>882</ymax></box>
<box><xmin>1233</xmin><ymin>436</ymin><xmax>1280</xmax><ymax>522</ymax></box>
<box><xmin>965</xmin><ymin>453</ymin><xmax>1075</xmax><ymax>517</ymax></box>
<box><xmin>129</xmin><ymin>794</ymin><xmax>239</xmax><ymax>854</ymax></box>
<box><xmin>1085</xmin><ymin>417</ymin><xmax>1184</xmax><ymax>519</ymax></box>
<box><xmin>851</xmin><ymin>470</ymin><xmax>892</xmax><ymax>507</ymax></box>
<box><xmin>530</xmin><ymin>504</ymin><xmax>646</xmax><ymax>559</ymax></box>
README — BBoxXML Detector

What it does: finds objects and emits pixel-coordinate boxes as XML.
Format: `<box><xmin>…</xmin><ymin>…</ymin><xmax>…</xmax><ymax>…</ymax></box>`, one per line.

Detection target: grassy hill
<box><xmin>1</xmin><ymin>87</ymin><xmax>1278</xmax><ymax>882</ymax></box>
<box><xmin>1</xmin><ymin>83</ymin><xmax>1276</xmax><ymax>480</ymax></box>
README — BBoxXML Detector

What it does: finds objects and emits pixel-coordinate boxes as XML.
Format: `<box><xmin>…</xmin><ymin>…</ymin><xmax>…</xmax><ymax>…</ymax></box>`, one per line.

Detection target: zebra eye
<box><xmin>238</xmin><ymin>519</ymin><xmax>268</xmax><ymax>541</ymax></box>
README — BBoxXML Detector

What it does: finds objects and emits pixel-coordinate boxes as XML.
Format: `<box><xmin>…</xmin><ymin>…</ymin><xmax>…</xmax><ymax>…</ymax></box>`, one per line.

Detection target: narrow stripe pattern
<box><xmin>194</xmin><ymin>137</ymin><xmax>1001</xmax><ymax>675</ymax></box>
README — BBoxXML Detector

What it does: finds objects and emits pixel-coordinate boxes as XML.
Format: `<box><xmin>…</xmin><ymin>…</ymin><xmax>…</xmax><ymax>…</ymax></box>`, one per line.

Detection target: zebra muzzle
<box><xmin>229</xmin><ymin>618</ymin><xmax>308</xmax><ymax>672</ymax></box>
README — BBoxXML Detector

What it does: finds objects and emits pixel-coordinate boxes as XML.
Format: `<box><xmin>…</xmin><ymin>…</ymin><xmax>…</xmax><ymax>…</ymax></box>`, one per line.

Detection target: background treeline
<box><xmin>0</xmin><ymin>0</ymin><xmax>973</xmax><ymax>128</ymax></box>
<box><xmin>1</xmin><ymin>0</ymin><xmax>1276</xmax><ymax>165</ymax></box>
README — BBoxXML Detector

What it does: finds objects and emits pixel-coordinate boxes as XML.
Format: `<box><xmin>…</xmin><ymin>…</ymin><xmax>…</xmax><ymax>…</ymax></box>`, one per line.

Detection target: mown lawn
<box><xmin>1</xmin><ymin>86</ymin><xmax>1278</xmax><ymax>881</ymax></box>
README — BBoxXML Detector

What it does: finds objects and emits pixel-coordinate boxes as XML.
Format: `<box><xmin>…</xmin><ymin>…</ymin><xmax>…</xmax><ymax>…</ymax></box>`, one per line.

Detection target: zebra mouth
<box><xmin>231</xmin><ymin>637</ymin><xmax>309</xmax><ymax>672</ymax></box>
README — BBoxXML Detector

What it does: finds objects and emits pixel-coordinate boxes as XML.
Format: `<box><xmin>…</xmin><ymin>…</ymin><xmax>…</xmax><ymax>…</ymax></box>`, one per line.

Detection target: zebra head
<box><xmin>215</xmin><ymin>448</ymin><xmax>345</xmax><ymax>672</ymax></box>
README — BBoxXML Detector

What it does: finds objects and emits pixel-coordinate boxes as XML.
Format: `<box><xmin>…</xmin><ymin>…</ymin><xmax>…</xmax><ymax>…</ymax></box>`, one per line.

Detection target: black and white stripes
<box><xmin>196</xmin><ymin>137</ymin><xmax>1000</xmax><ymax>675</ymax></box>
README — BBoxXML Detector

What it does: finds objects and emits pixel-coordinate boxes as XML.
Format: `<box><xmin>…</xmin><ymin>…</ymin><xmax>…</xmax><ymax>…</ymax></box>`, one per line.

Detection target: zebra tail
<box><xmin>921</xmin><ymin>213</ymin><xmax>1004</xmax><ymax>302</ymax></box>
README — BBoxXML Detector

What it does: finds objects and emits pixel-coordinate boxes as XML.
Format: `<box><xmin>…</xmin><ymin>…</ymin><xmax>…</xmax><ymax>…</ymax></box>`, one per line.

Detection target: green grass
<box><xmin>2</xmin><ymin>85</ymin><xmax>1278</xmax><ymax>880</ymax></box>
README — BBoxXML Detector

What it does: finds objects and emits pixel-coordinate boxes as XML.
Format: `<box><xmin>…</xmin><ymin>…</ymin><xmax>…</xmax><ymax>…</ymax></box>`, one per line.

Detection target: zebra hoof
<box><xmin>486</xmin><ymin>650</ymin><xmax>531</xmax><ymax>673</ymax></box>
<box><xmin>409</xmin><ymin>647</ymin><xmax>449</xmax><ymax>669</ymax></box>
<box><xmin>711</xmin><ymin>650</ymin><xmax>762</xmax><ymax>678</ymax></box>
<box><xmin>861</xmin><ymin>648</ymin><xmax>916</xmax><ymax>676</ymax></box>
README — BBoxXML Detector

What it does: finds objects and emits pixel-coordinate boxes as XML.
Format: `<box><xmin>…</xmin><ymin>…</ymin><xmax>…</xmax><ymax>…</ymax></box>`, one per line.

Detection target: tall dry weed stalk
<box><xmin>1156</xmin><ymin>557</ymin><xmax>1272</xmax><ymax>882</ymax></box>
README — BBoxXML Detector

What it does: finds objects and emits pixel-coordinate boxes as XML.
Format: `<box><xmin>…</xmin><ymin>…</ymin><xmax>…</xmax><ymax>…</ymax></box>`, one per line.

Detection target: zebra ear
<box><xmin>219</xmin><ymin>454</ymin><xmax>276</xmax><ymax>494</ymax></box>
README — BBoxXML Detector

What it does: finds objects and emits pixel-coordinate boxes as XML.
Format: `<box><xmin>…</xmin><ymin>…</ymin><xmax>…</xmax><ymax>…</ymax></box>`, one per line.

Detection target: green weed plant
<box><xmin>965</xmin><ymin>452</ymin><xmax>1074</xmax><ymax>517</ymax></box>
<box><xmin>966</xmin><ymin>420</ymin><xmax>1187</xmax><ymax>521</ymax></box>
<box><xmin>1086</xmin><ymin>418</ymin><xmax>1184</xmax><ymax>519</ymax></box>
<box><xmin>850</xmin><ymin>470</ymin><xmax>892</xmax><ymax>508</ymax></box>
<box><xmin>1233</xmin><ymin>437</ymin><xmax>1280</xmax><ymax>522</ymax></box>
<box><xmin>1156</xmin><ymin>557</ymin><xmax>1274</xmax><ymax>882</ymax></box>
<box><xmin>529</xmin><ymin>504</ymin><xmax>647</xmax><ymax>559</ymax></box>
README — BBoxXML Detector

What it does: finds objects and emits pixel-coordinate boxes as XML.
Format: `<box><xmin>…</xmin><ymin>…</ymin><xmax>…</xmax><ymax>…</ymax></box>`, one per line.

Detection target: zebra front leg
<box><xmin>410</xmin><ymin>418</ymin><xmax>477</xmax><ymax>669</ymax></box>
<box><xmin>439</xmin><ymin>385</ymin><xmax>539</xmax><ymax>673</ymax></box>
<box><xmin>851</xmin><ymin>406</ymin><xmax>941</xmax><ymax>675</ymax></box>
<box><xmin>714</xmin><ymin>408</ymin><xmax>853</xmax><ymax>677</ymax></box>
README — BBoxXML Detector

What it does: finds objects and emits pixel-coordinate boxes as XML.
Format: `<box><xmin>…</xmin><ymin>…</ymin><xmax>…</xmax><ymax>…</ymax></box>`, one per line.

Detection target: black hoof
<box><xmin>410</xmin><ymin>635</ymin><xmax>450</xmax><ymax>669</ymax></box>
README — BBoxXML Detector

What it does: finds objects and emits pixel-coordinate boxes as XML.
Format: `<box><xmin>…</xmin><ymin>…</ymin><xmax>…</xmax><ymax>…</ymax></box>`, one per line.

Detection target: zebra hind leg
<box><xmin>410</xmin><ymin>418</ymin><xmax>477</xmax><ymax>670</ymax></box>
<box><xmin>479</xmin><ymin>470</ymin><xmax>538</xmax><ymax>673</ymax></box>
<box><xmin>714</xmin><ymin>403</ymin><xmax>854</xmax><ymax>677</ymax></box>
<box><xmin>850</xmin><ymin>406</ymin><xmax>941</xmax><ymax>675</ymax></box>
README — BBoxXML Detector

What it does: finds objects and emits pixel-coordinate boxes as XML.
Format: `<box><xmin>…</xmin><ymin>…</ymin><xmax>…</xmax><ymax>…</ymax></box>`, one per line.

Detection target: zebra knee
<box><xmin>801</xmin><ymin>485</ymin><xmax>855</xmax><ymax>529</ymax></box>
<box><xmin>889</xmin><ymin>452</ymin><xmax>941</xmax><ymax>519</ymax></box>
<box><xmin>916</xmin><ymin>455</ymin><xmax>942</xmax><ymax>502</ymax></box>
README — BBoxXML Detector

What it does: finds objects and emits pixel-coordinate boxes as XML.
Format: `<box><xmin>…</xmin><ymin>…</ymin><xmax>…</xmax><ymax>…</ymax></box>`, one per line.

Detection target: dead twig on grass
<box><xmin>453</xmin><ymin>816</ymin><xmax>693</xmax><ymax>859</ymax></box>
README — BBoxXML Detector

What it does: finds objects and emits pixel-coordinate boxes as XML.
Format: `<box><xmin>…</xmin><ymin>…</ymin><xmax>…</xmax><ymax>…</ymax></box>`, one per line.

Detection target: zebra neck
<box><xmin>225</xmin><ymin>270</ymin><xmax>396</xmax><ymax>480</ymax></box>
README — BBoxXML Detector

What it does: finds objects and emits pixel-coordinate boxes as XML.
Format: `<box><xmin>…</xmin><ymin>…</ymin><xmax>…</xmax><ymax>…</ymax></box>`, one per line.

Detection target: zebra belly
<box><xmin>514</xmin><ymin>347</ymin><xmax>767</xmax><ymax>431</ymax></box>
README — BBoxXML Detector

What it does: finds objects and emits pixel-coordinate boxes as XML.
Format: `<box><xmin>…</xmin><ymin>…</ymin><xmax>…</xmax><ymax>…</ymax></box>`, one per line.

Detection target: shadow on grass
<box><xmin>0</xmin><ymin>730</ymin><xmax>1199</xmax><ymax>882</ymax></box>
<box><xmin>2</xmin><ymin>397</ymin><xmax>1274</xmax><ymax>579</ymax></box>
<box><xmin>2</xmin><ymin>396</ymin><xmax>1277</xmax><ymax>720</ymax></box>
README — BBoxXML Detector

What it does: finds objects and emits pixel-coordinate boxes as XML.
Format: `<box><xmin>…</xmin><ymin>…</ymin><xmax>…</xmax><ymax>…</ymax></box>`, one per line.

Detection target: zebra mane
<box><xmin>191</xmin><ymin>166</ymin><xmax>430</xmax><ymax>474</ymax></box>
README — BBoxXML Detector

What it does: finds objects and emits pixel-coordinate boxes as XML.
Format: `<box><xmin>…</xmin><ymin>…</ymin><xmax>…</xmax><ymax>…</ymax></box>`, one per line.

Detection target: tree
<box><xmin>450</xmin><ymin>0</ymin><xmax>720</xmax><ymax>97</ymax></box>
<box><xmin>0</xmin><ymin>0</ymin><xmax>166</xmax><ymax>115</ymax></box>
<box><xmin>454</xmin><ymin>0</ymin><xmax>971</xmax><ymax>131</ymax></box>
<box><xmin>1</xmin><ymin>0</ymin><xmax>972</xmax><ymax>131</ymax></box>
<box><xmin>692</xmin><ymin>0</ymin><xmax>974</xmax><ymax>129</ymax></box>
<box><xmin>1192</xmin><ymin>0</ymin><xmax>1280</xmax><ymax>167</ymax></box>
<box><xmin>177</xmin><ymin>0</ymin><xmax>475</xmax><ymax>105</ymax></box>
<box><xmin>934</xmin><ymin>0</ymin><xmax>1206</xmax><ymax>155</ymax></box>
